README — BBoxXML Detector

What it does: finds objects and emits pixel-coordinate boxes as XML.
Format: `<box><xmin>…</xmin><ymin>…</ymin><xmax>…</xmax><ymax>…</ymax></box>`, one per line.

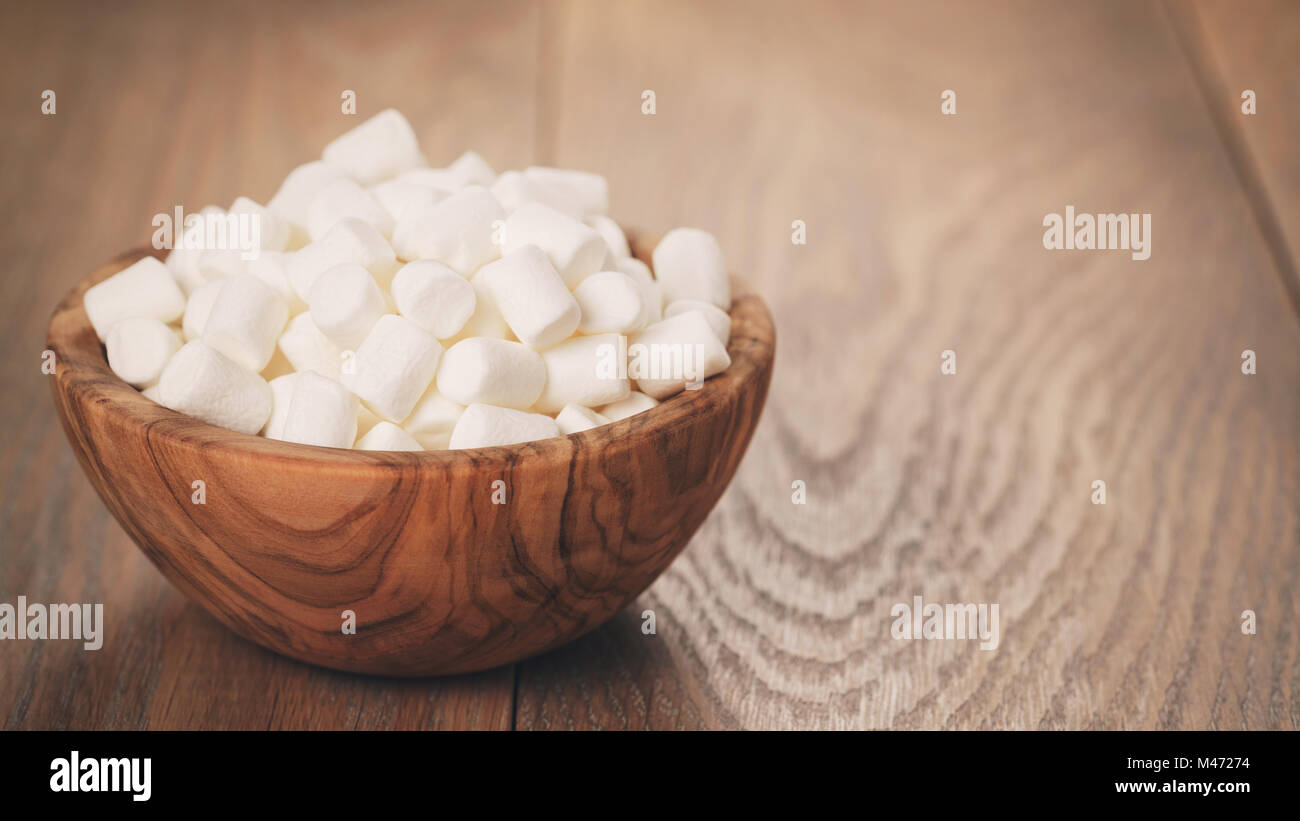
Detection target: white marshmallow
<box><xmin>182</xmin><ymin>277</ymin><xmax>226</xmax><ymax>341</ymax></box>
<box><xmin>555</xmin><ymin>404</ymin><xmax>610</xmax><ymax>435</ymax></box>
<box><xmin>599</xmin><ymin>391</ymin><xmax>660</xmax><ymax>421</ymax></box>
<box><xmin>391</xmin><ymin>185</ymin><xmax>504</xmax><ymax>275</ymax></box>
<box><xmin>280</xmin><ymin>370</ymin><xmax>358</xmax><ymax>449</ymax></box>
<box><xmin>436</xmin><ymin>338</ymin><xmax>545</xmax><ymax>410</ymax></box>
<box><xmin>533</xmin><ymin>333</ymin><xmax>631</xmax><ymax>413</ymax></box>
<box><xmin>490</xmin><ymin>170</ymin><xmax>583</xmax><ymax>218</ymax></box>
<box><xmin>229</xmin><ymin>196</ymin><xmax>290</xmax><ymax>252</ymax></box>
<box><xmin>201</xmin><ymin>274</ymin><xmax>290</xmax><ymax>372</ymax></box>
<box><xmin>629</xmin><ymin>311</ymin><xmax>731</xmax><ymax>399</ymax></box>
<box><xmin>477</xmin><ymin>245</ymin><xmax>580</xmax><ymax>350</ymax></box>
<box><xmin>307</xmin><ymin>263</ymin><xmax>386</xmax><ymax>350</ymax></box>
<box><xmin>141</xmin><ymin>384</ymin><xmax>162</xmax><ymax>404</ymax></box>
<box><xmin>288</xmin><ymin>217</ymin><xmax>399</xmax><ymax>301</ymax></box>
<box><xmin>262</xmin><ymin>372</ymin><xmax>299</xmax><ymax>439</ymax></box>
<box><xmin>502</xmin><ymin>203</ymin><xmax>606</xmax><ymax>288</ymax></box>
<box><xmin>84</xmin><ymin>256</ymin><xmax>186</xmax><ymax>341</ymax></box>
<box><xmin>369</xmin><ymin>179</ymin><xmax>446</xmax><ymax>222</ymax></box>
<box><xmin>307</xmin><ymin>178</ymin><xmax>394</xmax><ymax>241</ymax></box>
<box><xmin>524</xmin><ymin>167</ymin><xmax>609</xmax><ymax>216</ymax></box>
<box><xmin>448</xmin><ymin>403</ymin><xmax>560</xmax><ymax>450</ymax></box>
<box><xmin>587</xmin><ymin>214</ymin><xmax>630</xmax><ymax>259</ymax></box>
<box><xmin>652</xmin><ymin>228</ymin><xmax>730</xmax><ymax>309</ymax></box>
<box><xmin>391</xmin><ymin>260</ymin><xmax>476</xmax><ymax>338</ymax></box>
<box><xmin>269</xmin><ymin>161</ymin><xmax>350</xmax><ymax>240</ymax></box>
<box><xmin>277</xmin><ymin>312</ymin><xmax>345</xmax><ymax>379</ymax></box>
<box><xmin>106</xmin><ymin>317</ymin><xmax>181</xmax><ymax>387</ymax></box>
<box><xmin>341</xmin><ymin>314</ymin><xmax>443</xmax><ymax>422</ymax></box>
<box><xmin>573</xmin><ymin>271</ymin><xmax>645</xmax><ymax>334</ymax></box>
<box><xmin>246</xmin><ymin>250</ymin><xmax>305</xmax><ymax>314</ymax></box>
<box><xmin>356</xmin><ymin>421</ymin><xmax>423</xmax><ymax>451</ymax></box>
<box><xmin>616</xmin><ymin>257</ymin><xmax>662</xmax><ymax>325</ymax></box>
<box><xmin>664</xmin><ymin>299</ymin><xmax>731</xmax><ymax>345</ymax></box>
<box><xmin>402</xmin><ymin>389</ymin><xmax>464</xmax><ymax>448</ymax></box>
<box><xmin>321</xmin><ymin>108</ymin><xmax>424</xmax><ymax>186</ymax></box>
<box><xmin>157</xmin><ymin>341</ymin><xmax>271</xmax><ymax>434</ymax></box>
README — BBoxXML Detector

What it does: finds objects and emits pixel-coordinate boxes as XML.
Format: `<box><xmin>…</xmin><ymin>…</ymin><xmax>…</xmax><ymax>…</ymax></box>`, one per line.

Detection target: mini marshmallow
<box><xmin>141</xmin><ymin>384</ymin><xmax>162</xmax><ymax>404</ymax></box>
<box><xmin>202</xmin><ymin>275</ymin><xmax>290</xmax><ymax>372</ymax></box>
<box><xmin>448</xmin><ymin>403</ymin><xmax>560</xmax><ymax>450</ymax></box>
<box><xmin>157</xmin><ymin>341</ymin><xmax>271</xmax><ymax>434</ymax></box>
<box><xmin>573</xmin><ymin>271</ymin><xmax>645</xmax><ymax>334</ymax></box>
<box><xmin>664</xmin><ymin>299</ymin><xmax>731</xmax><ymax>345</ymax></box>
<box><xmin>652</xmin><ymin>228</ymin><xmax>730</xmax><ymax>310</ymax></box>
<box><xmin>369</xmin><ymin>179</ymin><xmax>446</xmax><ymax>222</ymax></box>
<box><xmin>436</xmin><ymin>338</ymin><xmax>545</xmax><ymax>409</ymax></box>
<box><xmin>229</xmin><ymin>196</ymin><xmax>290</xmax><ymax>252</ymax></box>
<box><xmin>391</xmin><ymin>260</ymin><xmax>476</xmax><ymax>339</ymax></box>
<box><xmin>402</xmin><ymin>389</ymin><xmax>464</xmax><ymax>448</ymax></box>
<box><xmin>524</xmin><ymin>167</ymin><xmax>609</xmax><ymax>216</ymax></box>
<box><xmin>84</xmin><ymin>256</ymin><xmax>186</xmax><ymax>341</ymax></box>
<box><xmin>307</xmin><ymin>178</ymin><xmax>394</xmax><ymax>242</ymax></box>
<box><xmin>616</xmin><ymin>257</ymin><xmax>662</xmax><ymax>325</ymax></box>
<box><xmin>356</xmin><ymin>421</ymin><xmax>423</xmax><ymax>451</ymax></box>
<box><xmin>269</xmin><ymin>161</ymin><xmax>350</xmax><ymax>239</ymax></box>
<box><xmin>599</xmin><ymin>391</ymin><xmax>660</xmax><ymax>421</ymax></box>
<box><xmin>341</xmin><ymin>314</ymin><xmax>443</xmax><ymax>421</ymax></box>
<box><xmin>106</xmin><ymin>317</ymin><xmax>181</xmax><ymax>387</ymax></box>
<box><xmin>533</xmin><ymin>333</ymin><xmax>631</xmax><ymax>413</ymax></box>
<box><xmin>391</xmin><ymin>185</ymin><xmax>504</xmax><ymax>275</ymax></box>
<box><xmin>502</xmin><ymin>203</ymin><xmax>606</xmax><ymax>288</ymax></box>
<box><xmin>555</xmin><ymin>404</ymin><xmax>610</xmax><ymax>435</ymax></box>
<box><xmin>321</xmin><ymin>108</ymin><xmax>424</xmax><ymax>186</ymax></box>
<box><xmin>288</xmin><ymin>217</ymin><xmax>399</xmax><ymax>301</ymax></box>
<box><xmin>477</xmin><ymin>245</ymin><xmax>580</xmax><ymax>350</ymax></box>
<box><xmin>308</xmin><ymin>263</ymin><xmax>386</xmax><ymax>350</ymax></box>
<box><xmin>280</xmin><ymin>370</ymin><xmax>358</xmax><ymax>449</ymax></box>
<box><xmin>629</xmin><ymin>311</ymin><xmax>731</xmax><ymax>399</ymax></box>
<box><xmin>262</xmin><ymin>372</ymin><xmax>299</xmax><ymax>439</ymax></box>
<box><xmin>277</xmin><ymin>312</ymin><xmax>345</xmax><ymax>379</ymax></box>
<box><xmin>246</xmin><ymin>250</ymin><xmax>305</xmax><ymax>314</ymax></box>
<box><xmin>587</xmin><ymin>214</ymin><xmax>630</xmax><ymax>259</ymax></box>
<box><xmin>490</xmin><ymin>170</ymin><xmax>583</xmax><ymax>218</ymax></box>
<box><xmin>182</xmin><ymin>277</ymin><xmax>225</xmax><ymax>341</ymax></box>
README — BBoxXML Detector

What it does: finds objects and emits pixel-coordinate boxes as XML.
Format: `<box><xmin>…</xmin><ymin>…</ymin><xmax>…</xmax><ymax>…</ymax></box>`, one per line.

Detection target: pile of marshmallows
<box><xmin>84</xmin><ymin>109</ymin><xmax>733</xmax><ymax>451</ymax></box>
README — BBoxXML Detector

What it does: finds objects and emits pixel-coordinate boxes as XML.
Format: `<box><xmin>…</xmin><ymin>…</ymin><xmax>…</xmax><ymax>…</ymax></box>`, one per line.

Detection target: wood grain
<box><xmin>3</xmin><ymin>0</ymin><xmax>1299</xmax><ymax>729</ymax></box>
<box><xmin>515</xmin><ymin>0</ymin><xmax>1300</xmax><ymax>729</ymax></box>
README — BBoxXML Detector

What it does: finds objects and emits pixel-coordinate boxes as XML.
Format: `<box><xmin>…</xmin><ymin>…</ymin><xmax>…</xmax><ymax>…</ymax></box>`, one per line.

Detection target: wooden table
<box><xmin>1</xmin><ymin>0</ymin><xmax>1296</xmax><ymax>730</ymax></box>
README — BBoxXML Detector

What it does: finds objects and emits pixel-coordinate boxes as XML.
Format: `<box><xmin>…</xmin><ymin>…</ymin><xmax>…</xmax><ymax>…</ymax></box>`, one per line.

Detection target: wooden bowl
<box><xmin>46</xmin><ymin>241</ymin><xmax>775</xmax><ymax>677</ymax></box>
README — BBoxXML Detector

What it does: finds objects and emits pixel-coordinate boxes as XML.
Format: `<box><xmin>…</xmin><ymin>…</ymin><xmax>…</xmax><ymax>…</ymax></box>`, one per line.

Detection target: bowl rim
<box><xmin>48</xmin><ymin>244</ymin><xmax>776</xmax><ymax>472</ymax></box>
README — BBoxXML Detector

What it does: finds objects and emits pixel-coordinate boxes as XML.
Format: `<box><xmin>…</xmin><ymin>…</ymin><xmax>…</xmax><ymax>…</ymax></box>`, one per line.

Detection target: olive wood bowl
<box><xmin>46</xmin><ymin>237</ymin><xmax>775</xmax><ymax>676</ymax></box>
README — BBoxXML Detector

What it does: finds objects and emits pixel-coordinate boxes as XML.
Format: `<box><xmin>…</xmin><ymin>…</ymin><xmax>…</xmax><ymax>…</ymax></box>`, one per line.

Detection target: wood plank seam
<box><xmin>1161</xmin><ymin>0</ymin><xmax>1300</xmax><ymax>323</ymax></box>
